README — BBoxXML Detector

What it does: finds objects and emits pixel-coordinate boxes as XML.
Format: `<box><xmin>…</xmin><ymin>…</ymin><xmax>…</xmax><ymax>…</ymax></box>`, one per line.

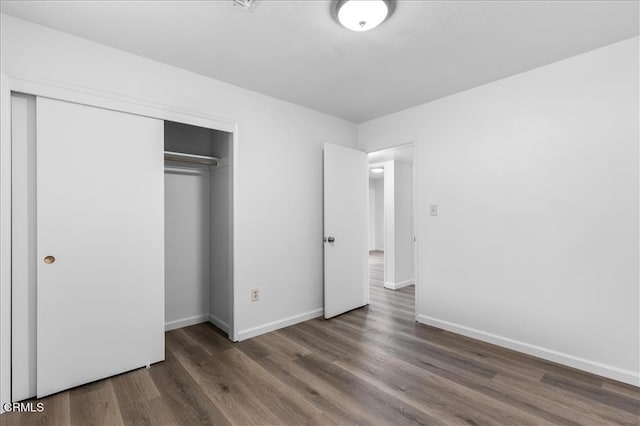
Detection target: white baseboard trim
<box><xmin>236</xmin><ymin>308</ymin><xmax>323</xmax><ymax>341</ymax></box>
<box><xmin>384</xmin><ymin>280</ymin><xmax>414</xmax><ymax>290</ymax></box>
<box><xmin>208</xmin><ymin>314</ymin><xmax>229</xmax><ymax>334</ymax></box>
<box><xmin>165</xmin><ymin>314</ymin><xmax>209</xmax><ymax>332</ymax></box>
<box><xmin>417</xmin><ymin>314</ymin><xmax>640</xmax><ymax>386</ymax></box>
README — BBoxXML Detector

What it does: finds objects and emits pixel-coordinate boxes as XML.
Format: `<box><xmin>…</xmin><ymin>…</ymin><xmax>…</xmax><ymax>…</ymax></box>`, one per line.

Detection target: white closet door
<box><xmin>36</xmin><ymin>98</ymin><xmax>165</xmax><ymax>398</ymax></box>
<box><xmin>323</xmin><ymin>143</ymin><xmax>369</xmax><ymax>319</ymax></box>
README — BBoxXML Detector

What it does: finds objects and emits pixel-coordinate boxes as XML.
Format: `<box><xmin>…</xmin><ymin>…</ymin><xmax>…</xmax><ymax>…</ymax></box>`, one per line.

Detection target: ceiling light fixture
<box><xmin>336</xmin><ymin>0</ymin><xmax>390</xmax><ymax>32</ymax></box>
<box><xmin>371</xmin><ymin>168</ymin><xmax>384</xmax><ymax>173</ymax></box>
<box><xmin>232</xmin><ymin>0</ymin><xmax>259</xmax><ymax>11</ymax></box>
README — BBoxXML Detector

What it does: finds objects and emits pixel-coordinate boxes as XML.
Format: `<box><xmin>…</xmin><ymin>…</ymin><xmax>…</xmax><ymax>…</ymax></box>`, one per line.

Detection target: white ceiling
<box><xmin>1</xmin><ymin>1</ymin><xmax>638</xmax><ymax>122</ymax></box>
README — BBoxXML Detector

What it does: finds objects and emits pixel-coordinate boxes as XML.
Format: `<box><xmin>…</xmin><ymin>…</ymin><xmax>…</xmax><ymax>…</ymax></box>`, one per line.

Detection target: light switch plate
<box><xmin>430</xmin><ymin>204</ymin><xmax>438</xmax><ymax>216</ymax></box>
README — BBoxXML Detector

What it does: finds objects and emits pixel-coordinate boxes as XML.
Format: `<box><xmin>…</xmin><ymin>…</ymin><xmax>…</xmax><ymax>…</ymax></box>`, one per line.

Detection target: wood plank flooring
<box><xmin>2</xmin><ymin>250</ymin><xmax>639</xmax><ymax>425</ymax></box>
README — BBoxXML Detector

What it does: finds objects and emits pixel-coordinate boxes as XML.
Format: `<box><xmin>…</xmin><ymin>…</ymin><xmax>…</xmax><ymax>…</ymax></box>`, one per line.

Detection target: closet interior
<box><xmin>164</xmin><ymin>121</ymin><xmax>233</xmax><ymax>336</ymax></box>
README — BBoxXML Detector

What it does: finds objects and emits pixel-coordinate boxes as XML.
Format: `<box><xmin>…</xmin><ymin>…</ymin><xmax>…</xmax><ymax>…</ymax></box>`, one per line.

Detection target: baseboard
<box><xmin>164</xmin><ymin>314</ymin><xmax>209</xmax><ymax>331</ymax></box>
<box><xmin>208</xmin><ymin>314</ymin><xmax>229</xmax><ymax>334</ymax></box>
<box><xmin>384</xmin><ymin>280</ymin><xmax>414</xmax><ymax>290</ymax></box>
<box><xmin>417</xmin><ymin>314</ymin><xmax>640</xmax><ymax>387</ymax></box>
<box><xmin>236</xmin><ymin>308</ymin><xmax>323</xmax><ymax>341</ymax></box>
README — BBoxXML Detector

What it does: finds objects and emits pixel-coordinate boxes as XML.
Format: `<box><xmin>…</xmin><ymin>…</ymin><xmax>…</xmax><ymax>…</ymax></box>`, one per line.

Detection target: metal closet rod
<box><xmin>164</xmin><ymin>151</ymin><xmax>219</xmax><ymax>166</ymax></box>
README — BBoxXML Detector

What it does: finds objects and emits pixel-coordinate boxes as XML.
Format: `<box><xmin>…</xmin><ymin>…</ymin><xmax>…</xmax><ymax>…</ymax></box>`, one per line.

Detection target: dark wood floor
<box><xmin>2</xmin><ymin>250</ymin><xmax>639</xmax><ymax>425</ymax></box>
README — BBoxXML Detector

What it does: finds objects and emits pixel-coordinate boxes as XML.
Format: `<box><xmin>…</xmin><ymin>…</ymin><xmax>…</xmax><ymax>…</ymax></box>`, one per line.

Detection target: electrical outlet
<box><xmin>251</xmin><ymin>288</ymin><xmax>260</xmax><ymax>302</ymax></box>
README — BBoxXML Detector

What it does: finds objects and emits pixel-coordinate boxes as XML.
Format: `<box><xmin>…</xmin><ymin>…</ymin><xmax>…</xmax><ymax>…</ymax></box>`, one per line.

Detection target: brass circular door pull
<box><xmin>44</xmin><ymin>256</ymin><xmax>56</xmax><ymax>264</ymax></box>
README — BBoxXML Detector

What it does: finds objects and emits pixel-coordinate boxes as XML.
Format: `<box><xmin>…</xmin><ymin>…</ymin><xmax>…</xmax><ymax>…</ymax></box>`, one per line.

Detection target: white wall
<box><xmin>369</xmin><ymin>177</ymin><xmax>385</xmax><ymax>251</ymax></box>
<box><xmin>0</xmin><ymin>14</ymin><xmax>358</xmax><ymax>348</ymax></box>
<box><xmin>374</xmin><ymin>178</ymin><xmax>385</xmax><ymax>250</ymax></box>
<box><xmin>164</xmin><ymin>168</ymin><xmax>211</xmax><ymax>329</ymax></box>
<box><xmin>392</xmin><ymin>161</ymin><xmax>414</xmax><ymax>286</ymax></box>
<box><xmin>210</xmin><ymin>156</ymin><xmax>231</xmax><ymax>331</ymax></box>
<box><xmin>383</xmin><ymin>161</ymin><xmax>395</xmax><ymax>284</ymax></box>
<box><xmin>368</xmin><ymin>180</ymin><xmax>376</xmax><ymax>250</ymax></box>
<box><xmin>359</xmin><ymin>37</ymin><xmax>640</xmax><ymax>385</ymax></box>
<box><xmin>382</xmin><ymin>161</ymin><xmax>414</xmax><ymax>289</ymax></box>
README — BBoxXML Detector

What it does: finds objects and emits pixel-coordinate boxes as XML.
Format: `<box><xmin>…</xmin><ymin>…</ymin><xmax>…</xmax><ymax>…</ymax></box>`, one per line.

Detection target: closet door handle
<box><xmin>44</xmin><ymin>255</ymin><xmax>56</xmax><ymax>264</ymax></box>
<box><xmin>326</xmin><ymin>237</ymin><xmax>335</xmax><ymax>243</ymax></box>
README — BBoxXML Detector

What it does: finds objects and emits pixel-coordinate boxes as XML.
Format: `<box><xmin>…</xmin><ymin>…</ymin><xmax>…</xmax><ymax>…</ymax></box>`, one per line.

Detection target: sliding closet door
<box><xmin>36</xmin><ymin>98</ymin><xmax>165</xmax><ymax>397</ymax></box>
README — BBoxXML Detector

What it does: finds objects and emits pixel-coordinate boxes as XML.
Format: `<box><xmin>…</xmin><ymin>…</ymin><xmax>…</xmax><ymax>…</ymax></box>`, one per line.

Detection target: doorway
<box><xmin>367</xmin><ymin>144</ymin><xmax>416</xmax><ymax>317</ymax></box>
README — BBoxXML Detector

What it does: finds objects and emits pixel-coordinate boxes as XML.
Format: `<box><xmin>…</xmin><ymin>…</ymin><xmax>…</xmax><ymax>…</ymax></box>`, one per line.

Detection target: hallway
<box><xmin>368</xmin><ymin>250</ymin><xmax>415</xmax><ymax>320</ymax></box>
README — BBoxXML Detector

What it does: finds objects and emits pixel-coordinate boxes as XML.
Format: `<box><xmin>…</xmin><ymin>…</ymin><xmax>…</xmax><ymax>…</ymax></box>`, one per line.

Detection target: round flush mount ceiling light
<box><xmin>337</xmin><ymin>0</ymin><xmax>390</xmax><ymax>32</ymax></box>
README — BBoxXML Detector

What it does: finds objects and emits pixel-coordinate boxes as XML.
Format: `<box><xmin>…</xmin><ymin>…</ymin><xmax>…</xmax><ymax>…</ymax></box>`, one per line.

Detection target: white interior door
<box><xmin>36</xmin><ymin>98</ymin><xmax>165</xmax><ymax>397</ymax></box>
<box><xmin>323</xmin><ymin>143</ymin><xmax>369</xmax><ymax>319</ymax></box>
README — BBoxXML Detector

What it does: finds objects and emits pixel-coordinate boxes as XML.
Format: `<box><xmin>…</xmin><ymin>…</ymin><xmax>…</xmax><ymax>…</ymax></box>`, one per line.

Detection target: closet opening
<box><xmin>163</xmin><ymin>121</ymin><xmax>234</xmax><ymax>338</ymax></box>
<box><xmin>9</xmin><ymin>95</ymin><xmax>236</xmax><ymax>401</ymax></box>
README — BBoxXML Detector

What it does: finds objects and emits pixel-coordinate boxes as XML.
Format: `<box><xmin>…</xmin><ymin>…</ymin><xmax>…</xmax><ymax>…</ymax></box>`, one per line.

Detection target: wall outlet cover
<box><xmin>251</xmin><ymin>288</ymin><xmax>260</xmax><ymax>302</ymax></box>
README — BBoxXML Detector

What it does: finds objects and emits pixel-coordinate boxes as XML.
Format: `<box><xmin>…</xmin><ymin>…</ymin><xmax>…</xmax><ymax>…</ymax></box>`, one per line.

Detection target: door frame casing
<box><xmin>0</xmin><ymin>72</ymin><xmax>12</xmax><ymax>414</ymax></box>
<box><xmin>0</xmin><ymin>72</ymin><xmax>241</xmax><ymax>409</ymax></box>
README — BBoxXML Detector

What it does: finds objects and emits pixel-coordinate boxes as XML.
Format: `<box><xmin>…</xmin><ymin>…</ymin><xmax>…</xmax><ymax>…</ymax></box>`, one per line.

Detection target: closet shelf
<box><xmin>164</xmin><ymin>151</ymin><xmax>219</xmax><ymax>166</ymax></box>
